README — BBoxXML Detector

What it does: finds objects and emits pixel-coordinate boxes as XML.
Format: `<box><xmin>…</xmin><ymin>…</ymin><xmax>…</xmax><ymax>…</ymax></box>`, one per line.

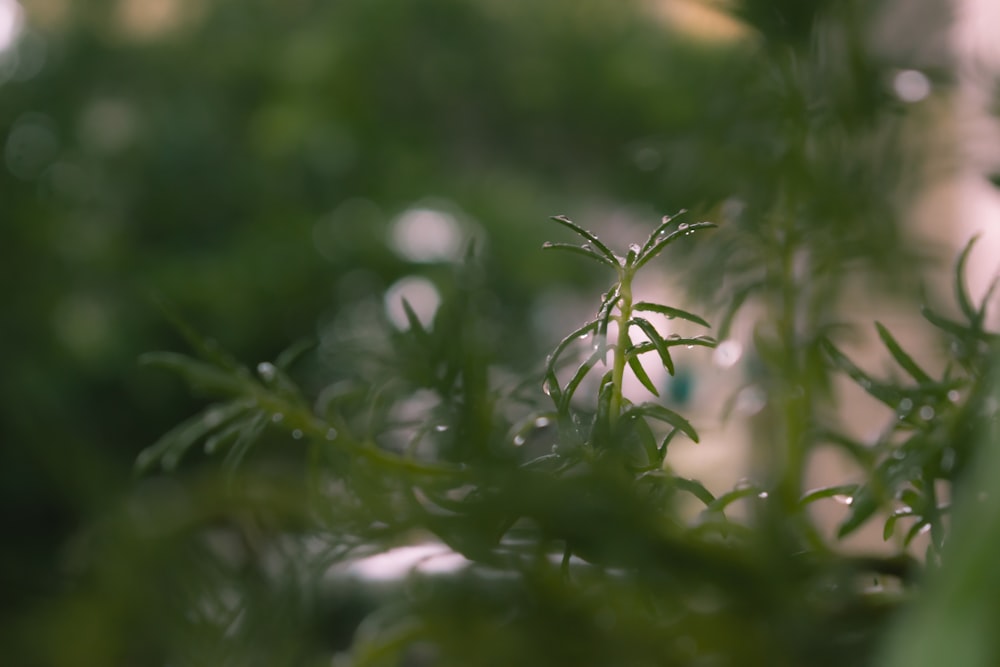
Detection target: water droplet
<box><xmin>628</xmin><ymin>243</ymin><xmax>641</xmax><ymax>254</ymax></box>
<box><xmin>832</xmin><ymin>494</ymin><xmax>854</xmax><ymax>506</ymax></box>
<box><xmin>677</xmin><ymin>222</ymin><xmax>690</xmax><ymax>231</ymax></box>
<box><xmin>271</xmin><ymin>413</ymin><xmax>284</xmax><ymax>423</ymax></box>
<box><xmin>534</xmin><ymin>416</ymin><xmax>551</xmax><ymax>428</ymax></box>
<box><xmin>919</xmin><ymin>405</ymin><xmax>935</xmax><ymax>421</ymax></box>
<box><xmin>542</xmin><ymin>380</ymin><xmax>553</xmax><ymax>396</ymax></box>
<box><xmin>257</xmin><ymin>361</ymin><xmax>276</xmax><ymax>382</ymax></box>
<box><xmin>290</xmin><ymin>429</ymin><xmax>302</xmax><ymax>440</ymax></box>
<box><xmin>757</xmin><ymin>491</ymin><xmax>769</xmax><ymax>499</ymax></box>
<box><xmin>551</xmin><ymin>444</ymin><xmax>559</xmax><ymax>453</ymax></box>
<box><xmin>667</xmin><ymin>333</ymin><xmax>681</xmax><ymax>340</ymax></box>
<box><xmin>685</xmin><ymin>344</ymin><xmax>694</xmax><ymax>350</ymax></box>
<box><xmin>513</xmin><ymin>435</ymin><xmax>526</xmax><ymax>446</ymax></box>
<box><xmin>434</xmin><ymin>424</ymin><xmax>449</xmax><ymax>432</ymax></box>
<box><xmin>581</xmin><ymin>243</ymin><xmax>593</xmax><ymax>252</ymax></box>
<box><xmin>891</xmin><ymin>449</ymin><xmax>906</xmax><ymax>460</ymax></box>
<box><xmin>325</xmin><ymin>428</ymin><xmax>338</xmax><ymax>440</ymax></box>
<box><xmin>897</xmin><ymin>398</ymin><xmax>913</xmax><ymax>418</ymax></box>
<box><xmin>947</xmin><ymin>389</ymin><xmax>961</xmax><ymax>403</ymax></box>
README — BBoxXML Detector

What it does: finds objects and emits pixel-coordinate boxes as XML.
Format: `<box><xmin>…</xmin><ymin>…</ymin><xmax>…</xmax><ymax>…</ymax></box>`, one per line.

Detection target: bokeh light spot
<box><xmin>384</xmin><ymin>275</ymin><xmax>441</xmax><ymax>329</ymax></box>
<box><xmin>893</xmin><ymin>69</ymin><xmax>931</xmax><ymax>103</ymax></box>
<box><xmin>389</xmin><ymin>207</ymin><xmax>463</xmax><ymax>263</ymax></box>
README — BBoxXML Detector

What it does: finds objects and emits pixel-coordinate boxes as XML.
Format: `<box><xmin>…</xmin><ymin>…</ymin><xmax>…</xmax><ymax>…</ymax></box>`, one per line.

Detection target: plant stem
<box><xmin>609</xmin><ymin>270</ymin><xmax>634</xmax><ymax>429</ymax></box>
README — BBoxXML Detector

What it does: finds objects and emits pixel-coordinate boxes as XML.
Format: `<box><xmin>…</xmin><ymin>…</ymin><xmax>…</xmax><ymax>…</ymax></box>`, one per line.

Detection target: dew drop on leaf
<box><xmin>271</xmin><ymin>413</ymin><xmax>284</xmax><ymax>423</ymax></box>
<box><xmin>257</xmin><ymin>361</ymin><xmax>277</xmax><ymax>382</ymax></box>
<box><xmin>291</xmin><ymin>429</ymin><xmax>303</xmax><ymax>440</ymax></box>
<box><xmin>325</xmin><ymin>428</ymin><xmax>338</xmax><ymax>440</ymax></box>
<box><xmin>897</xmin><ymin>398</ymin><xmax>913</xmax><ymax>418</ymax></box>
<box><xmin>919</xmin><ymin>405</ymin><xmax>935</xmax><ymax>421</ymax></box>
<box><xmin>534</xmin><ymin>416</ymin><xmax>551</xmax><ymax>428</ymax></box>
<box><xmin>513</xmin><ymin>435</ymin><xmax>526</xmax><ymax>447</ymax></box>
<box><xmin>832</xmin><ymin>494</ymin><xmax>854</xmax><ymax>506</ymax></box>
<box><xmin>677</xmin><ymin>223</ymin><xmax>689</xmax><ymax>231</ymax></box>
<box><xmin>434</xmin><ymin>424</ymin><xmax>449</xmax><ymax>432</ymax></box>
<box><xmin>947</xmin><ymin>389</ymin><xmax>960</xmax><ymax>403</ymax></box>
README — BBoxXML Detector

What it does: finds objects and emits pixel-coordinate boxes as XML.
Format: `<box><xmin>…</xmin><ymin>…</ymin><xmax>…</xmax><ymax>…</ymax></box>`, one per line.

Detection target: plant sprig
<box><xmin>542</xmin><ymin>212</ymin><xmax>716</xmax><ymax>459</ymax></box>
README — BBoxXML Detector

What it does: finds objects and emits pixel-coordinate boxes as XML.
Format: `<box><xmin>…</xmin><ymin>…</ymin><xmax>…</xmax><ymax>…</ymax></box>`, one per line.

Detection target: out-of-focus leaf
<box><xmin>136</xmin><ymin>399</ymin><xmax>254</xmax><ymax>472</ymax></box>
<box><xmin>140</xmin><ymin>351</ymin><xmax>249</xmax><ymax>397</ymax></box>
<box><xmin>875</xmin><ymin>322</ymin><xmax>933</xmax><ymax>384</ymax></box>
<box><xmin>837</xmin><ymin>486</ymin><xmax>880</xmax><ymax>538</ymax></box>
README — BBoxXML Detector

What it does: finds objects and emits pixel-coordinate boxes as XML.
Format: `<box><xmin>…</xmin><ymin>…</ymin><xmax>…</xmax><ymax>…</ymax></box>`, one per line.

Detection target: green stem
<box><xmin>609</xmin><ymin>270</ymin><xmax>634</xmax><ymax>428</ymax></box>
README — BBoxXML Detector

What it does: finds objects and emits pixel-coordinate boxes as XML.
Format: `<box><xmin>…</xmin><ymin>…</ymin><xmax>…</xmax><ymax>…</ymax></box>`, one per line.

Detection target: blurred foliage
<box><xmin>9</xmin><ymin>0</ymin><xmax>1000</xmax><ymax>665</ymax></box>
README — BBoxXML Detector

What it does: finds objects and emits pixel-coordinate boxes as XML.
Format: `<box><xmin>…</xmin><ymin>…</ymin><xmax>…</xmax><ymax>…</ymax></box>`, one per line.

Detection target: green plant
<box><xmin>28</xmin><ymin>203</ymin><xmax>1000</xmax><ymax>667</ymax></box>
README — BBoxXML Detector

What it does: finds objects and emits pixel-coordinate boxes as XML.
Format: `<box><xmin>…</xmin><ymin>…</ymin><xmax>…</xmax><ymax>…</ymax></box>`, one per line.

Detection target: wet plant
<box><xmin>44</xmin><ymin>217</ymin><xmax>1000</xmax><ymax>667</ymax></box>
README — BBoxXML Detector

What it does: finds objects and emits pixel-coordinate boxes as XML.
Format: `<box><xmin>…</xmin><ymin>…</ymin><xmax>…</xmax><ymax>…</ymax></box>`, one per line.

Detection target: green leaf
<box><xmin>821</xmin><ymin>339</ymin><xmax>904</xmax><ymax>407</ymax></box>
<box><xmin>152</xmin><ymin>296</ymin><xmax>244</xmax><ymax>372</ymax></box>
<box><xmin>203</xmin><ymin>416</ymin><xmax>255</xmax><ymax>455</ymax></box>
<box><xmin>400</xmin><ymin>298</ymin><xmax>431</xmax><ymax>339</ymax></box>
<box><xmin>629</xmin><ymin>317</ymin><xmax>675</xmax><ymax>375</ymax></box>
<box><xmin>620</xmin><ymin>414</ymin><xmax>660</xmax><ymax>469</ymax></box>
<box><xmin>899</xmin><ymin>488</ymin><xmax>925</xmax><ymax>513</ymax></box>
<box><xmin>140</xmin><ymin>351</ymin><xmax>249</xmax><ymax>397</ymax></box>
<box><xmin>883</xmin><ymin>507</ymin><xmax>915</xmax><ymax>541</ymax></box>
<box><xmin>632</xmin><ymin>335</ymin><xmax>716</xmax><ymax>355</ymax></box>
<box><xmin>622</xmin><ymin>403</ymin><xmax>699</xmax><ymax>442</ymax></box>
<box><xmin>559</xmin><ymin>345</ymin><xmax>608</xmax><ymax>412</ymax></box>
<box><xmin>921</xmin><ymin>305</ymin><xmax>999</xmax><ymax>343</ymax></box>
<box><xmin>660</xmin><ymin>426</ymin><xmax>682</xmax><ymax>454</ymax></box>
<box><xmin>633</xmin><ymin>221</ymin><xmax>717</xmax><ymax>271</ymax></box>
<box><xmin>541</xmin><ymin>241</ymin><xmax>618</xmax><ymax>268</ymax></box>
<box><xmin>837</xmin><ymin>487</ymin><xmax>880</xmax><ymax>538</ymax></box>
<box><xmin>799</xmin><ymin>484</ymin><xmax>860</xmax><ymax>506</ymax></box>
<box><xmin>954</xmin><ymin>235</ymin><xmax>980</xmax><ymax>324</ymax></box>
<box><xmin>706</xmin><ymin>485</ymin><xmax>761</xmax><ymax>514</ymax></box>
<box><xmin>223</xmin><ymin>411</ymin><xmax>269</xmax><ymax>473</ymax></box>
<box><xmin>641</xmin><ymin>209</ymin><xmax>688</xmax><ymax>254</ymax></box>
<box><xmin>903</xmin><ymin>519</ymin><xmax>930</xmax><ymax>547</ymax></box>
<box><xmin>136</xmin><ymin>399</ymin><xmax>254</xmax><ymax>473</ymax></box>
<box><xmin>275</xmin><ymin>338</ymin><xmax>316</xmax><ymax>370</ymax></box>
<box><xmin>670</xmin><ymin>476</ymin><xmax>716</xmax><ymax>506</ymax></box>
<box><xmin>548</xmin><ymin>215</ymin><xmax>619</xmax><ymax>266</ymax></box>
<box><xmin>633</xmin><ymin>302</ymin><xmax>711</xmax><ymax>328</ymax></box>
<box><xmin>626</xmin><ymin>334</ymin><xmax>660</xmax><ymax>396</ymax></box>
<box><xmin>546</xmin><ymin>320</ymin><xmax>599</xmax><ymax>376</ymax></box>
<box><xmin>875</xmin><ymin>322</ymin><xmax>933</xmax><ymax>384</ymax></box>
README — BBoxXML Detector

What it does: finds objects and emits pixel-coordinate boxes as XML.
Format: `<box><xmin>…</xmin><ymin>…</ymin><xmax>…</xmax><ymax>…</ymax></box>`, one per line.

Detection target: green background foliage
<box><xmin>7</xmin><ymin>0</ymin><xmax>1000</xmax><ymax>664</ymax></box>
